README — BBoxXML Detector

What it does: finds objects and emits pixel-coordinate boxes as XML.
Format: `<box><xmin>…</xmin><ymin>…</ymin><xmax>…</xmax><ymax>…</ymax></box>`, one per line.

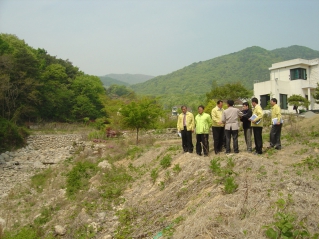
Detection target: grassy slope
<box><xmin>1</xmin><ymin>115</ymin><xmax>319</xmax><ymax>238</ymax></box>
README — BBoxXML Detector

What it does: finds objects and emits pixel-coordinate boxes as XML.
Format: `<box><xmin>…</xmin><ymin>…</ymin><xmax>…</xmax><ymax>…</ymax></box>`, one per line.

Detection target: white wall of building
<box><xmin>254</xmin><ymin>58</ymin><xmax>319</xmax><ymax>112</ymax></box>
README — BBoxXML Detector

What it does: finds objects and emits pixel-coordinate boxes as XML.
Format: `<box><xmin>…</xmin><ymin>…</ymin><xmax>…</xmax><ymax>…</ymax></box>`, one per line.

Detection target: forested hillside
<box><xmin>131</xmin><ymin>46</ymin><xmax>319</xmax><ymax>96</ymax></box>
<box><xmin>0</xmin><ymin>34</ymin><xmax>108</xmax><ymax>124</ymax></box>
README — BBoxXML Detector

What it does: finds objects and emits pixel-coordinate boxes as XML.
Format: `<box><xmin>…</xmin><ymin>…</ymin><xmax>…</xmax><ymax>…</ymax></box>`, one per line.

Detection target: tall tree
<box><xmin>120</xmin><ymin>97</ymin><xmax>163</xmax><ymax>144</ymax></box>
<box><xmin>206</xmin><ymin>81</ymin><xmax>252</xmax><ymax>103</ymax></box>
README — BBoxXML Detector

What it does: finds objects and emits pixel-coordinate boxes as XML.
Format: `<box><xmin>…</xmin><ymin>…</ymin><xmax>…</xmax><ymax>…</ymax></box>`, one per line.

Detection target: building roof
<box><xmin>269</xmin><ymin>58</ymin><xmax>319</xmax><ymax>70</ymax></box>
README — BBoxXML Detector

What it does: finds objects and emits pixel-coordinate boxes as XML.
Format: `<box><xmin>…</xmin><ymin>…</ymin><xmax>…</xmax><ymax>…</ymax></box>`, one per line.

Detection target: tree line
<box><xmin>0</xmin><ymin>34</ymin><xmax>107</xmax><ymax>124</ymax></box>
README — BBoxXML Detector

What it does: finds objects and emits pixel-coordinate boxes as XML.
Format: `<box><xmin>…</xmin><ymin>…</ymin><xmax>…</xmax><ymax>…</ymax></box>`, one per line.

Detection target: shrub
<box><xmin>0</xmin><ymin>117</ymin><xmax>29</xmax><ymax>153</ymax></box>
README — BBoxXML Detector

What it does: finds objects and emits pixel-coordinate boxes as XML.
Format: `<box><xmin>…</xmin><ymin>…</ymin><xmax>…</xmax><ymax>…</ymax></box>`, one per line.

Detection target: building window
<box><xmin>290</xmin><ymin>68</ymin><xmax>307</xmax><ymax>80</ymax></box>
<box><xmin>260</xmin><ymin>94</ymin><xmax>270</xmax><ymax>109</ymax></box>
<box><xmin>280</xmin><ymin>94</ymin><xmax>288</xmax><ymax>109</ymax></box>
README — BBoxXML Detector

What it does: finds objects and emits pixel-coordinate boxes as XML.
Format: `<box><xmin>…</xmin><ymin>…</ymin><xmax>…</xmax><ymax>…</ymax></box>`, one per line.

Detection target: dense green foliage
<box><xmin>0</xmin><ymin>34</ymin><xmax>107</xmax><ymax>123</ymax></box>
<box><xmin>0</xmin><ymin>116</ymin><xmax>29</xmax><ymax>152</ymax></box>
<box><xmin>131</xmin><ymin>45</ymin><xmax>319</xmax><ymax>107</ymax></box>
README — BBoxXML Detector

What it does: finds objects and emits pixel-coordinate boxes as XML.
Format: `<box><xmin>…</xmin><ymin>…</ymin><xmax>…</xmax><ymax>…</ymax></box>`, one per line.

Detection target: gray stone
<box><xmin>54</xmin><ymin>225</ymin><xmax>66</xmax><ymax>235</ymax></box>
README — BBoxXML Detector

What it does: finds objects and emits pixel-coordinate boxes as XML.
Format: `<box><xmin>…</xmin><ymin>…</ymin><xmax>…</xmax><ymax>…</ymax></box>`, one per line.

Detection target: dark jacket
<box><xmin>241</xmin><ymin>109</ymin><xmax>252</xmax><ymax>129</ymax></box>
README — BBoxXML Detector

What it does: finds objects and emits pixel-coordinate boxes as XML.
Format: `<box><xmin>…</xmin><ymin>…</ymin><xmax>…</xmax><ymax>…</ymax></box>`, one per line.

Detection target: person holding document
<box><xmin>269</xmin><ymin>98</ymin><xmax>282</xmax><ymax>150</ymax></box>
<box><xmin>250</xmin><ymin>97</ymin><xmax>264</xmax><ymax>154</ymax></box>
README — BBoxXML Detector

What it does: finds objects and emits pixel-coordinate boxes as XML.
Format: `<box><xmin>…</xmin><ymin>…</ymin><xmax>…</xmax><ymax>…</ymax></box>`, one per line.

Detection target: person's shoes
<box><xmin>188</xmin><ymin>151</ymin><xmax>193</xmax><ymax>153</ymax></box>
<box><xmin>234</xmin><ymin>151</ymin><xmax>239</xmax><ymax>154</ymax></box>
<box><xmin>274</xmin><ymin>147</ymin><xmax>281</xmax><ymax>150</ymax></box>
<box><xmin>197</xmin><ymin>153</ymin><xmax>202</xmax><ymax>156</ymax></box>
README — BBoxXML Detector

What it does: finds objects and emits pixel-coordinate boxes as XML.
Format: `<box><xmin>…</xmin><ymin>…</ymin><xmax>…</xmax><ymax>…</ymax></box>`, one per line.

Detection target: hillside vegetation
<box><xmin>131</xmin><ymin>45</ymin><xmax>319</xmax><ymax>96</ymax></box>
<box><xmin>1</xmin><ymin>114</ymin><xmax>319</xmax><ymax>239</ymax></box>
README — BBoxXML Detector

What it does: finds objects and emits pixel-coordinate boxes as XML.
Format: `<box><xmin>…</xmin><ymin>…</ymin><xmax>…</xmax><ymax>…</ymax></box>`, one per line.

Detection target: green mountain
<box><xmin>104</xmin><ymin>73</ymin><xmax>154</xmax><ymax>85</ymax></box>
<box><xmin>99</xmin><ymin>75</ymin><xmax>130</xmax><ymax>87</ymax></box>
<box><xmin>131</xmin><ymin>45</ymin><xmax>319</xmax><ymax>96</ymax></box>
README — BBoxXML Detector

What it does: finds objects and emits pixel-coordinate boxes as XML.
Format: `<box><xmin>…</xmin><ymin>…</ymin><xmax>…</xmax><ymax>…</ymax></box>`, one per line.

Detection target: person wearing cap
<box><xmin>250</xmin><ymin>97</ymin><xmax>264</xmax><ymax>154</ymax></box>
<box><xmin>269</xmin><ymin>98</ymin><xmax>282</xmax><ymax>150</ymax></box>
<box><xmin>211</xmin><ymin>100</ymin><xmax>224</xmax><ymax>154</ymax></box>
<box><xmin>195</xmin><ymin>105</ymin><xmax>212</xmax><ymax>156</ymax></box>
<box><xmin>177</xmin><ymin>105</ymin><xmax>195</xmax><ymax>153</ymax></box>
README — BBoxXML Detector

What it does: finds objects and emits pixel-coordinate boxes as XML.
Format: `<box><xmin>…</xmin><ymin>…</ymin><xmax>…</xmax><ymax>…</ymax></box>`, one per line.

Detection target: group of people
<box><xmin>177</xmin><ymin>98</ymin><xmax>283</xmax><ymax>156</ymax></box>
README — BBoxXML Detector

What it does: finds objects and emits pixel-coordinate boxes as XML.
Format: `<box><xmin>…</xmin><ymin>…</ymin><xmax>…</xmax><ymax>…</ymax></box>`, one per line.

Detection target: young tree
<box><xmin>120</xmin><ymin>97</ymin><xmax>163</xmax><ymax>144</ymax></box>
<box><xmin>287</xmin><ymin>94</ymin><xmax>310</xmax><ymax>113</ymax></box>
<box><xmin>313</xmin><ymin>83</ymin><xmax>319</xmax><ymax>104</ymax></box>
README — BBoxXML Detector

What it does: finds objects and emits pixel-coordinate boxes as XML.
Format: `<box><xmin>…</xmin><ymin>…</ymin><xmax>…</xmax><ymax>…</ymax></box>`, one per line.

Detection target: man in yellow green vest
<box><xmin>250</xmin><ymin>97</ymin><xmax>263</xmax><ymax>155</ymax></box>
<box><xmin>269</xmin><ymin>98</ymin><xmax>282</xmax><ymax>150</ymax></box>
<box><xmin>177</xmin><ymin>105</ymin><xmax>195</xmax><ymax>153</ymax></box>
<box><xmin>195</xmin><ymin>105</ymin><xmax>212</xmax><ymax>156</ymax></box>
<box><xmin>211</xmin><ymin>100</ymin><xmax>224</xmax><ymax>154</ymax></box>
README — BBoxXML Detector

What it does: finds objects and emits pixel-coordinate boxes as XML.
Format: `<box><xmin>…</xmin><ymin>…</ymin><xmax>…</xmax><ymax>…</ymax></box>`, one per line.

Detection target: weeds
<box><xmin>30</xmin><ymin>168</ymin><xmax>53</xmax><ymax>193</ymax></box>
<box><xmin>209</xmin><ymin>157</ymin><xmax>238</xmax><ymax>194</ymax></box>
<box><xmin>160</xmin><ymin>155</ymin><xmax>172</xmax><ymax>169</ymax></box>
<box><xmin>100</xmin><ymin>165</ymin><xmax>132</xmax><ymax>203</ymax></box>
<box><xmin>66</xmin><ymin>161</ymin><xmax>98</xmax><ymax>198</ymax></box>
<box><xmin>126</xmin><ymin>146</ymin><xmax>143</xmax><ymax>160</ymax></box>
<box><xmin>172</xmin><ymin>164</ymin><xmax>182</xmax><ymax>174</ymax></box>
<box><xmin>150</xmin><ymin>168</ymin><xmax>159</xmax><ymax>184</ymax></box>
<box><xmin>114</xmin><ymin>208</ymin><xmax>137</xmax><ymax>239</ymax></box>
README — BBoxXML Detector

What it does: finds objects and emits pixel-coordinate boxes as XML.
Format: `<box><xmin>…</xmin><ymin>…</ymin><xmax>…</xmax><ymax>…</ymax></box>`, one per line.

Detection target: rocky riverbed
<box><xmin>0</xmin><ymin>134</ymin><xmax>85</xmax><ymax>202</ymax></box>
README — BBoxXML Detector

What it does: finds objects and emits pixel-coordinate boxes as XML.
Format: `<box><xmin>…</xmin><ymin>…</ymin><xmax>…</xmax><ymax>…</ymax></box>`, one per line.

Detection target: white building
<box><xmin>254</xmin><ymin>58</ymin><xmax>319</xmax><ymax>112</ymax></box>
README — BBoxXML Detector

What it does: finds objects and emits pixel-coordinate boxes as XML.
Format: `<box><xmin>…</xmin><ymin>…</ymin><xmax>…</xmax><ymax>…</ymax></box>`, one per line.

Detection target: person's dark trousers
<box><xmin>270</xmin><ymin>124</ymin><xmax>282</xmax><ymax>149</ymax></box>
<box><xmin>196</xmin><ymin>134</ymin><xmax>209</xmax><ymax>156</ymax></box>
<box><xmin>212</xmin><ymin>127</ymin><xmax>224</xmax><ymax>154</ymax></box>
<box><xmin>181</xmin><ymin>126</ymin><xmax>193</xmax><ymax>153</ymax></box>
<box><xmin>243</xmin><ymin>127</ymin><xmax>252</xmax><ymax>151</ymax></box>
<box><xmin>252</xmin><ymin>127</ymin><xmax>263</xmax><ymax>154</ymax></box>
<box><xmin>224</xmin><ymin>128</ymin><xmax>239</xmax><ymax>153</ymax></box>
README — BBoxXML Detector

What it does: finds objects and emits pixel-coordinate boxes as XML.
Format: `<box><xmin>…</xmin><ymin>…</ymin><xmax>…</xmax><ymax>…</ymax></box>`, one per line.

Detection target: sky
<box><xmin>1</xmin><ymin>0</ymin><xmax>319</xmax><ymax>77</ymax></box>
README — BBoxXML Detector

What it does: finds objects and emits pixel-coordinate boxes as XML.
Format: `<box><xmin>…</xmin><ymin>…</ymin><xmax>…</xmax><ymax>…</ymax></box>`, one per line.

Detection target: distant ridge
<box><xmin>131</xmin><ymin>45</ymin><xmax>319</xmax><ymax>96</ymax></box>
<box><xmin>99</xmin><ymin>75</ymin><xmax>130</xmax><ymax>87</ymax></box>
<box><xmin>102</xmin><ymin>73</ymin><xmax>154</xmax><ymax>85</ymax></box>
